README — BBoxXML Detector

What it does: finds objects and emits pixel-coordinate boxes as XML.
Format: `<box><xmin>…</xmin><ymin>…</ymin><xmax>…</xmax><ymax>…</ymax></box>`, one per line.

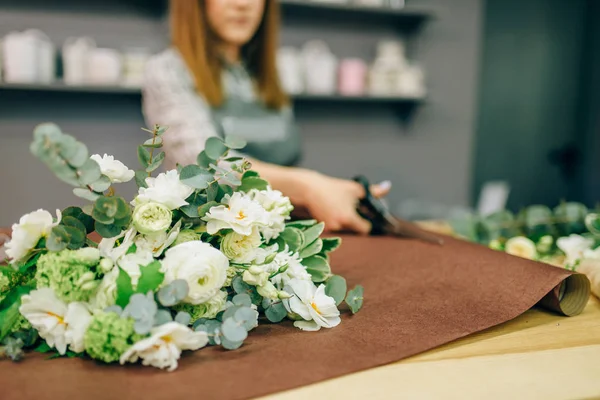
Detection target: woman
<box><xmin>143</xmin><ymin>0</ymin><xmax>390</xmax><ymax>233</ymax></box>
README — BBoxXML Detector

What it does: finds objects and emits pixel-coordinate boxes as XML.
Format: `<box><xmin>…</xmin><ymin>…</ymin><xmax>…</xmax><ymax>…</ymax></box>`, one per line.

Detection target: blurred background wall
<box><xmin>0</xmin><ymin>0</ymin><xmax>597</xmax><ymax>226</ymax></box>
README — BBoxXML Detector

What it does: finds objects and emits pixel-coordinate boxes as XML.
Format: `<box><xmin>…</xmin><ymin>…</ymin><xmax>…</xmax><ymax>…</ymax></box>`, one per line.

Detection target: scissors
<box><xmin>354</xmin><ymin>175</ymin><xmax>444</xmax><ymax>245</ymax></box>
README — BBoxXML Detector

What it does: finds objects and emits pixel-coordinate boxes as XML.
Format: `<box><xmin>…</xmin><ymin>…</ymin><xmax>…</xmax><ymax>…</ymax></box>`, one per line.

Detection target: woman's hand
<box><xmin>289</xmin><ymin>170</ymin><xmax>391</xmax><ymax>234</ymax></box>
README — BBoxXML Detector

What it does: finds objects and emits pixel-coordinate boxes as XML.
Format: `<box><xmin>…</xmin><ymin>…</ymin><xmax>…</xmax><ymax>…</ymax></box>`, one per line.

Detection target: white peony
<box><xmin>557</xmin><ymin>234</ymin><xmax>594</xmax><ymax>265</ymax></box>
<box><xmin>119</xmin><ymin>322</ymin><xmax>208</xmax><ymax>371</ymax></box>
<box><xmin>283</xmin><ymin>279</ymin><xmax>341</xmax><ymax>331</ymax></box>
<box><xmin>132</xmin><ymin>202</ymin><xmax>173</xmax><ymax>235</ymax></box>
<box><xmin>135</xmin><ymin>220</ymin><xmax>182</xmax><ymax>257</ymax></box>
<box><xmin>220</xmin><ymin>228</ymin><xmax>262</xmax><ymax>263</ymax></box>
<box><xmin>505</xmin><ymin>236</ymin><xmax>537</xmax><ymax>260</ymax></box>
<box><xmin>98</xmin><ymin>227</ymin><xmax>137</xmax><ymax>263</ymax></box>
<box><xmin>247</xmin><ymin>188</ymin><xmax>293</xmax><ymax>240</ymax></box>
<box><xmin>161</xmin><ymin>241</ymin><xmax>229</xmax><ymax>305</ymax></box>
<box><xmin>118</xmin><ymin>249</ymin><xmax>155</xmax><ymax>287</ymax></box>
<box><xmin>90</xmin><ymin>154</ymin><xmax>135</xmax><ymax>184</ymax></box>
<box><xmin>134</xmin><ymin>170</ymin><xmax>194</xmax><ymax>210</ymax></box>
<box><xmin>5</xmin><ymin>209</ymin><xmax>61</xmax><ymax>263</ymax></box>
<box><xmin>89</xmin><ymin>268</ymin><xmax>119</xmax><ymax>311</ymax></box>
<box><xmin>19</xmin><ymin>288</ymin><xmax>92</xmax><ymax>354</ymax></box>
<box><xmin>203</xmin><ymin>192</ymin><xmax>270</xmax><ymax>236</ymax></box>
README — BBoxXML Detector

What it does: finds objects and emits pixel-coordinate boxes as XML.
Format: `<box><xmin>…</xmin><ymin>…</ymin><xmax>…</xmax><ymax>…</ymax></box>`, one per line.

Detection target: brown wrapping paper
<box><xmin>0</xmin><ymin>235</ymin><xmax>590</xmax><ymax>400</ymax></box>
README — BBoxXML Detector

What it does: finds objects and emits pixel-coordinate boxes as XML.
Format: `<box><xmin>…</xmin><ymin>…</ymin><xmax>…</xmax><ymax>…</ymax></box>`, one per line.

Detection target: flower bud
<box><xmin>132</xmin><ymin>202</ymin><xmax>172</xmax><ymax>235</ymax></box>
<box><xmin>99</xmin><ymin>258</ymin><xmax>114</xmax><ymax>273</ymax></box>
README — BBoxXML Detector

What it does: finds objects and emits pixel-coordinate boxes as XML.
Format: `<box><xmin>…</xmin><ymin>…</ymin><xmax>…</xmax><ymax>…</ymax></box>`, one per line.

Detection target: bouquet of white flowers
<box><xmin>0</xmin><ymin>124</ymin><xmax>363</xmax><ymax>371</ymax></box>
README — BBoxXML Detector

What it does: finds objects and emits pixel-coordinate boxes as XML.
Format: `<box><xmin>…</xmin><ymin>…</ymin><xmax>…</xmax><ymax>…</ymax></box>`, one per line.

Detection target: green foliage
<box><xmin>115</xmin><ymin>262</ymin><xmax>165</xmax><ymax>308</ymax></box>
<box><xmin>197</xmin><ymin>151</ymin><xmax>213</xmax><ymax>169</ymax></box>
<box><xmin>205</xmin><ymin>137</ymin><xmax>228</xmax><ymax>160</ymax></box>
<box><xmin>180</xmin><ymin>191</ymin><xmax>208</xmax><ymax>218</ymax></box>
<box><xmin>299</xmin><ymin>238</ymin><xmax>323</xmax><ymax>259</ymax></box>
<box><xmin>224</xmin><ymin>135</ymin><xmax>247</xmax><ymax>150</ymax></box>
<box><xmin>278</xmin><ymin>227</ymin><xmax>304</xmax><ymax>252</ymax></box>
<box><xmin>302</xmin><ymin>222</ymin><xmax>325</xmax><ymax>247</ymax></box>
<box><xmin>179</xmin><ymin>165</ymin><xmax>213</xmax><ymax>189</ymax></box>
<box><xmin>0</xmin><ymin>285</ymin><xmax>33</xmax><ymax>341</ymax></box>
<box><xmin>91</xmin><ymin>196</ymin><xmax>131</xmax><ymax>239</ymax></box>
<box><xmin>135</xmin><ymin>170</ymin><xmax>148</xmax><ymax>189</ymax></box>
<box><xmin>198</xmin><ymin>201</ymin><xmax>219</xmax><ymax>218</ymax></box>
<box><xmin>264</xmin><ymin>301</ymin><xmax>287</xmax><ymax>323</ymax></box>
<box><xmin>325</xmin><ymin>275</ymin><xmax>347</xmax><ymax>306</ymax></box>
<box><xmin>585</xmin><ymin>213</ymin><xmax>600</xmax><ymax>236</ymax></box>
<box><xmin>345</xmin><ymin>285</ymin><xmax>364</xmax><ymax>314</ymax></box>
<box><xmin>115</xmin><ymin>268</ymin><xmax>135</xmax><ymax>308</ymax></box>
<box><xmin>146</xmin><ymin>151</ymin><xmax>165</xmax><ymax>173</ymax></box>
<box><xmin>157</xmin><ymin>280</ymin><xmax>189</xmax><ymax>307</ymax></box>
<box><xmin>62</xmin><ymin>206</ymin><xmax>94</xmax><ymax>233</ymax></box>
<box><xmin>320</xmin><ymin>237</ymin><xmax>342</xmax><ymax>255</ymax></box>
<box><xmin>303</xmin><ymin>255</ymin><xmax>331</xmax><ymax>283</ymax></box>
<box><xmin>238</xmin><ymin>176</ymin><xmax>269</xmax><ymax>193</ymax></box>
<box><xmin>47</xmin><ymin>225</ymin><xmax>85</xmax><ymax>251</ymax></box>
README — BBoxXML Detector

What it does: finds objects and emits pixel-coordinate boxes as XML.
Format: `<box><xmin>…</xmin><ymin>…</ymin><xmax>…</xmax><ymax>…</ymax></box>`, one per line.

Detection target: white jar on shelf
<box><xmin>63</xmin><ymin>36</ymin><xmax>96</xmax><ymax>85</ymax></box>
<box><xmin>277</xmin><ymin>47</ymin><xmax>304</xmax><ymax>95</ymax></box>
<box><xmin>2</xmin><ymin>29</ymin><xmax>54</xmax><ymax>84</ymax></box>
<box><xmin>85</xmin><ymin>48</ymin><xmax>123</xmax><ymax>85</ymax></box>
<box><xmin>301</xmin><ymin>40</ymin><xmax>338</xmax><ymax>95</ymax></box>
<box><xmin>368</xmin><ymin>40</ymin><xmax>408</xmax><ymax>96</ymax></box>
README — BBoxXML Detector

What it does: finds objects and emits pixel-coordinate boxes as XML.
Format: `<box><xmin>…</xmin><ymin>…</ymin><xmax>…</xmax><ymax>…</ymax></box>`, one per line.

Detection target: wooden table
<box><xmin>262</xmin><ymin>296</ymin><xmax>600</xmax><ymax>400</ymax></box>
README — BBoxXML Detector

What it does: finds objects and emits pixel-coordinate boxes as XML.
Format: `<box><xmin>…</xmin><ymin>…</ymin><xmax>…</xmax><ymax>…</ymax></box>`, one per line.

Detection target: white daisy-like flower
<box><xmin>283</xmin><ymin>279</ymin><xmax>341</xmax><ymax>331</ymax></box>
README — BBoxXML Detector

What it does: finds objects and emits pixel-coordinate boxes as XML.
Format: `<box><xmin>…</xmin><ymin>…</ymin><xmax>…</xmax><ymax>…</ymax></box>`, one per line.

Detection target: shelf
<box><xmin>280</xmin><ymin>0</ymin><xmax>433</xmax><ymax>27</ymax></box>
<box><xmin>0</xmin><ymin>83</ymin><xmax>425</xmax><ymax>104</ymax></box>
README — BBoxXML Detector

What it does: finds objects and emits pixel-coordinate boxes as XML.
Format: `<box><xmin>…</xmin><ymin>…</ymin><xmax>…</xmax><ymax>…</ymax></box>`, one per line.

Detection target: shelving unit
<box><xmin>0</xmin><ymin>82</ymin><xmax>426</xmax><ymax>105</ymax></box>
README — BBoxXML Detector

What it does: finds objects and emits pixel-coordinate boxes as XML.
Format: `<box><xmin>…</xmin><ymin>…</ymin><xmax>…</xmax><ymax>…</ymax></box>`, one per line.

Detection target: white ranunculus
<box><xmin>134</xmin><ymin>170</ymin><xmax>194</xmax><ymax>210</ymax></box>
<box><xmin>161</xmin><ymin>241</ymin><xmax>229</xmax><ymax>305</ymax></box>
<box><xmin>118</xmin><ymin>249</ymin><xmax>155</xmax><ymax>287</ymax></box>
<box><xmin>5</xmin><ymin>209</ymin><xmax>61</xmax><ymax>263</ymax></box>
<box><xmin>89</xmin><ymin>268</ymin><xmax>119</xmax><ymax>310</ymax></box>
<box><xmin>119</xmin><ymin>322</ymin><xmax>208</xmax><ymax>371</ymax></box>
<box><xmin>98</xmin><ymin>227</ymin><xmax>137</xmax><ymax>263</ymax></box>
<box><xmin>247</xmin><ymin>188</ymin><xmax>293</xmax><ymax>241</ymax></box>
<box><xmin>203</xmin><ymin>192</ymin><xmax>270</xmax><ymax>236</ymax></box>
<box><xmin>557</xmin><ymin>234</ymin><xmax>594</xmax><ymax>265</ymax></box>
<box><xmin>63</xmin><ymin>302</ymin><xmax>93</xmax><ymax>353</ymax></box>
<box><xmin>505</xmin><ymin>236</ymin><xmax>537</xmax><ymax>260</ymax></box>
<box><xmin>283</xmin><ymin>279</ymin><xmax>341</xmax><ymax>331</ymax></box>
<box><xmin>90</xmin><ymin>154</ymin><xmax>135</xmax><ymax>184</ymax></box>
<box><xmin>132</xmin><ymin>202</ymin><xmax>173</xmax><ymax>235</ymax></box>
<box><xmin>220</xmin><ymin>228</ymin><xmax>262</xmax><ymax>263</ymax></box>
<box><xmin>135</xmin><ymin>220</ymin><xmax>182</xmax><ymax>257</ymax></box>
<box><xmin>267</xmin><ymin>246</ymin><xmax>312</xmax><ymax>287</ymax></box>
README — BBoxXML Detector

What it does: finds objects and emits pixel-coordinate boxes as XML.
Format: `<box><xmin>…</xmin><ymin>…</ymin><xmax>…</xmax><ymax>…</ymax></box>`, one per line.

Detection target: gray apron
<box><xmin>211</xmin><ymin>64</ymin><xmax>302</xmax><ymax>166</ymax></box>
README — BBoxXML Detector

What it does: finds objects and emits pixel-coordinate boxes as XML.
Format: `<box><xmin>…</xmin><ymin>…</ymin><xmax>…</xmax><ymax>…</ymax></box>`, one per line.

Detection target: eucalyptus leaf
<box><xmin>46</xmin><ymin>225</ymin><xmax>70</xmax><ymax>251</ymax></box>
<box><xmin>224</xmin><ymin>135</ymin><xmax>247</xmax><ymax>149</ymax></box>
<box><xmin>206</xmin><ymin>181</ymin><xmax>220</xmax><ymax>202</ymax></box>
<box><xmin>78</xmin><ymin>158</ymin><xmax>103</xmax><ymax>185</ymax></box>
<box><xmin>179</xmin><ymin>165</ymin><xmax>213</xmax><ymax>189</ymax></box>
<box><xmin>205</xmin><ymin>137</ymin><xmax>228</xmax><ymax>160</ymax></box>
<box><xmin>94</xmin><ymin>221</ymin><xmax>122</xmax><ymax>238</ymax></box>
<box><xmin>345</xmin><ymin>285</ymin><xmax>364</xmax><ymax>314</ymax></box>
<box><xmin>198</xmin><ymin>201</ymin><xmax>219</xmax><ymax>218</ymax></box>
<box><xmin>180</xmin><ymin>191</ymin><xmax>207</xmax><ymax>218</ymax></box>
<box><xmin>197</xmin><ymin>151</ymin><xmax>214</xmax><ymax>169</ymax></box>
<box><xmin>146</xmin><ymin>151</ymin><xmax>165</xmax><ymax>173</ymax></box>
<box><xmin>65</xmin><ymin>142</ymin><xmax>89</xmax><ymax>168</ymax></box>
<box><xmin>137</xmin><ymin>145</ymin><xmax>151</xmax><ymax>168</ymax></box>
<box><xmin>89</xmin><ymin>175</ymin><xmax>112</xmax><ymax>192</ymax></box>
<box><xmin>265</xmin><ymin>302</ymin><xmax>287</xmax><ymax>323</ymax></box>
<box><xmin>238</xmin><ymin>176</ymin><xmax>269</xmax><ymax>193</ymax></box>
<box><xmin>325</xmin><ymin>275</ymin><xmax>347</xmax><ymax>306</ymax></box>
<box><xmin>222</xmin><ymin>305</ymin><xmax>241</xmax><ymax>321</ymax></box>
<box><xmin>135</xmin><ymin>170</ymin><xmax>148</xmax><ymax>188</ymax></box>
<box><xmin>73</xmin><ymin>188</ymin><xmax>100</xmax><ymax>202</ymax></box>
<box><xmin>154</xmin><ymin>309</ymin><xmax>173</xmax><ymax>326</ymax></box>
<box><xmin>221</xmin><ymin>318</ymin><xmax>248</xmax><ymax>342</ymax></box>
<box><xmin>143</xmin><ymin>137</ymin><xmax>163</xmax><ymax>148</ymax></box>
<box><xmin>220</xmin><ymin>337</ymin><xmax>243</xmax><ymax>350</ymax></box>
<box><xmin>60</xmin><ymin>216</ymin><xmax>87</xmax><ymax>234</ymax></box>
<box><xmin>234</xmin><ymin>307</ymin><xmax>258</xmax><ymax>331</ymax></box>
<box><xmin>303</xmin><ymin>255</ymin><xmax>331</xmax><ymax>283</ymax></box>
<box><xmin>232</xmin><ymin>293</ymin><xmax>252</xmax><ymax>307</ymax></box>
<box><xmin>175</xmin><ymin>311</ymin><xmax>192</xmax><ymax>326</ymax></box>
<box><xmin>232</xmin><ymin>276</ymin><xmax>251</xmax><ymax>295</ymax></box>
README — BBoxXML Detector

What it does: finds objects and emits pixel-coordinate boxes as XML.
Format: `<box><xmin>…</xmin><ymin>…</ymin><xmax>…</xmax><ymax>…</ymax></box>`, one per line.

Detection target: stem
<box><xmin>147</xmin><ymin>125</ymin><xmax>159</xmax><ymax>178</ymax></box>
<box><xmin>85</xmin><ymin>238</ymin><xmax>98</xmax><ymax>248</ymax></box>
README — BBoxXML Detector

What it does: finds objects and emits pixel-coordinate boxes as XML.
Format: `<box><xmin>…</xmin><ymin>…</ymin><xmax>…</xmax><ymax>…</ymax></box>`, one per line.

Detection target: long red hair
<box><xmin>170</xmin><ymin>0</ymin><xmax>288</xmax><ymax>109</ymax></box>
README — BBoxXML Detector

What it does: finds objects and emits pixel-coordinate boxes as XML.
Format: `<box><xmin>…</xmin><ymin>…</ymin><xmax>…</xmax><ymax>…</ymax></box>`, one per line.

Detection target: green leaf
<box><xmin>73</xmin><ymin>188</ymin><xmax>100</xmax><ymax>202</ymax></box>
<box><xmin>115</xmin><ymin>267</ymin><xmax>135</xmax><ymax>308</ymax></box>
<box><xmin>320</xmin><ymin>237</ymin><xmax>341</xmax><ymax>254</ymax></box>
<box><xmin>286</xmin><ymin>219</ymin><xmax>317</xmax><ymax>229</ymax></box>
<box><xmin>302</xmin><ymin>222</ymin><xmax>325</xmax><ymax>247</ymax></box>
<box><xmin>89</xmin><ymin>175</ymin><xmax>111</xmax><ymax>192</ymax></box>
<box><xmin>135</xmin><ymin>170</ymin><xmax>148</xmax><ymax>188</ymax></box>
<box><xmin>300</xmin><ymin>238</ymin><xmax>323</xmax><ymax>259</ymax></box>
<box><xmin>0</xmin><ymin>285</ymin><xmax>33</xmax><ymax>341</ymax></box>
<box><xmin>232</xmin><ymin>293</ymin><xmax>252</xmax><ymax>307</ymax></box>
<box><xmin>179</xmin><ymin>165</ymin><xmax>213</xmax><ymax>189</ymax></box>
<box><xmin>325</xmin><ymin>275</ymin><xmax>347</xmax><ymax>306</ymax></box>
<box><xmin>15</xmin><ymin>252</ymin><xmax>42</xmax><ymax>274</ymax></box>
<box><xmin>481</xmin><ymin>210</ymin><xmax>518</xmax><ymax>242</ymax></box>
<box><xmin>155</xmin><ymin>125</ymin><xmax>168</xmax><ymax>136</ymax></box>
<box><xmin>265</xmin><ymin>302</ymin><xmax>287</xmax><ymax>323</ymax></box>
<box><xmin>64</xmin><ymin>142</ymin><xmax>89</xmax><ymax>168</ymax></box>
<box><xmin>34</xmin><ymin>341</ymin><xmax>52</xmax><ymax>353</ymax></box>
<box><xmin>554</xmin><ymin>202</ymin><xmax>588</xmax><ymax>235</ymax></box>
<box><xmin>221</xmin><ymin>318</ymin><xmax>248</xmax><ymax>342</ymax></box>
<box><xmin>242</xmin><ymin>170</ymin><xmax>259</xmax><ymax>179</ymax></box>
<box><xmin>137</xmin><ymin>145</ymin><xmax>151</xmax><ymax>168</ymax></box>
<box><xmin>224</xmin><ymin>135</ymin><xmax>247</xmax><ymax>150</ymax></box>
<box><xmin>94</xmin><ymin>221</ymin><xmax>122</xmax><ymax>238</ymax></box>
<box><xmin>198</xmin><ymin>201</ymin><xmax>219</xmax><ymax>218</ymax></box>
<box><xmin>180</xmin><ymin>191</ymin><xmax>207</xmax><ymax>218</ymax></box>
<box><xmin>220</xmin><ymin>337</ymin><xmax>243</xmax><ymax>350</ymax></box>
<box><xmin>46</xmin><ymin>225</ymin><xmax>70</xmax><ymax>251</ymax></box>
<box><xmin>303</xmin><ymin>255</ymin><xmax>331</xmax><ymax>283</ymax></box>
<box><xmin>143</xmin><ymin>137</ymin><xmax>163</xmax><ymax>148</ymax></box>
<box><xmin>218</xmin><ymin>184</ymin><xmax>234</xmax><ymax>201</ymax></box>
<box><xmin>238</xmin><ymin>176</ymin><xmax>269</xmax><ymax>193</ymax></box>
<box><xmin>224</xmin><ymin>157</ymin><xmax>244</xmax><ymax>162</ymax></box>
<box><xmin>78</xmin><ymin>158</ymin><xmax>103</xmax><ymax>185</ymax></box>
<box><xmin>207</xmin><ymin>181</ymin><xmax>220</xmax><ymax>202</ymax></box>
<box><xmin>205</xmin><ymin>137</ymin><xmax>228</xmax><ymax>160</ymax></box>
<box><xmin>93</xmin><ymin>197</ymin><xmax>117</xmax><ymax>224</ymax></box>
<box><xmin>345</xmin><ymin>285</ymin><xmax>364</xmax><ymax>314</ymax></box>
<box><xmin>197</xmin><ymin>151</ymin><xmax>214</xmax><ymax>169</ymax></box>
<box><xmin>136</xmin><ymin>261</ymin><xmax>165</xmax><ymax>294</ymax></box>
<box><xmin>62</xmin><ymin>206</ymin><xmax>95</xmax><ymax>233</ymax></box>
<box><xmin>61</xmin><ymin>216</ymin><xmax>87</xmax><ymax>234</ymax></box>
<box><xmin>146</xmin><ymin>151</ymin><xmax>165</xmax><ymax>173</ymax></box>
<box><xmin>279</xmin><ymin>227</ymin><xmax>304</xmax><ymax>252</ymax></box>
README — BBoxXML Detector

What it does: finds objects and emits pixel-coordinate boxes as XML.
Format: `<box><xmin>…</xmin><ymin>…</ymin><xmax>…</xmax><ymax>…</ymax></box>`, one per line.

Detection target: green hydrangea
<box><xmin>0</xmin><ymin>273</ymin><xmax>9</xmax><ymax>294</ymax></box>
<box><xmin>35</xmin><ymin>248</ymin><xmax>101</xmax><ymax>302</ymax></box>
<box><xmin>0</xmin><ymin>267</ymin><xmax>35</xmax><ymax>298</ymax></box>
<box><xmin>172</xmin><ymin>229</ymin><xmax>200</xmax><ymax>247</ymax></box>
<box><xmin>173</xmin><ymin>291</ymin><xmax>227</xmax><ymax>322</ymax></box>
<box><xmin>10</xmin><ymin>313</ymin><xmax>32</xmax><ymax>333</ymax></box>
<box><xmin>84</xmin><ymin>311</ymin><xmax>144</xmax><ymax>363</ymax></box>
<box><xmin>223</xmin><ymin>267</ymin><xmax>238</xmax><ymax>287</ymax></box>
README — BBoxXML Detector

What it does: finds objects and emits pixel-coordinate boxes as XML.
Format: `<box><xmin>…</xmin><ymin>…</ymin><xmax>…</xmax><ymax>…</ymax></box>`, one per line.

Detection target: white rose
<box><xmin>120</xmin><ymin>322</ymin><xmax>208</xmax><ymax>371</ymax></box>
<box><xmin>203</xmin><ymin>192</ymin><xmax>270</xmax><ymax>236</ymax></box>
<box><xmin>90</xmin><ymin>154</ymin><xmax>135</xmax><ymax>184</ymax></box>
<box><xmin>132</xmin><ymin>202</ymin><xmax>173</xmax><ymax>235</ymax></box>
<box><xmin>505</xmin><ymin>236</ymin><xmax>537</xmax><ymax>260</ymax></box>
<box><xmin>161</xmin><ymin>241</ymin><xmax>229</xmax><ymax>305</ymax></box>
<box><xmin>220</xmin><ymin>228</ymin><xmax>262</xmax><ymax>263</ymax></box>
<box><xmin>557</xmin><ymin>234</ymin><xmax>594</xmax><ymax>266</ymax></box>
<box><xmin>283</xmin><ymin>279</ymin><xmax>340</xmax><ymax>331</ymax></box>
<box><xmin>134</xmin><ymin>170</ymin><xmax>194</xmax><ymax>210</ymax></box>
<box><xmin>118</xmin><ymin>250</ymin><xmax>155</xmax><ymax>287</ymax></box>
<box><xmin>5</xmin><ymin>209</ymin><xmax>61</xmax><ymax>263</ymax></box>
